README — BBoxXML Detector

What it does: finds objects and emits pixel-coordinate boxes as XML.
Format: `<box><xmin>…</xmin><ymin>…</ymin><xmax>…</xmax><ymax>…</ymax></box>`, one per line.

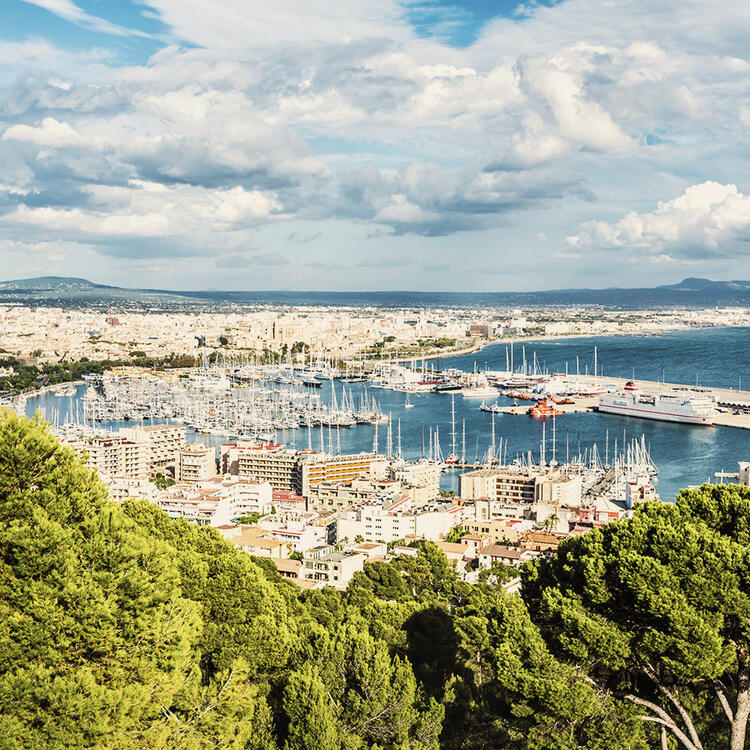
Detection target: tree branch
<box><xmin>625</xmin><ymin>694</ymin><xmax>698</xmax><ymax>750</ymax></box>
<box><xmin>715</xmin><ymin>682</ymin><xmax>734</xmax><ymax>724</ymax></box>
<box><xmin>641</xmin><ymin>664</ymin><xmax>703</xmax><ymax>749</ymax></box>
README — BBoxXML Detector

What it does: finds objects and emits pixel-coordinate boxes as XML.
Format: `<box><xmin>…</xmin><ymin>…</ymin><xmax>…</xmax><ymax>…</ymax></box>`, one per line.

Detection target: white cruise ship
<box><xmin>598</xmin><ymin>382</ymin><xmax>716</xmax><ymax>426</ymax></box>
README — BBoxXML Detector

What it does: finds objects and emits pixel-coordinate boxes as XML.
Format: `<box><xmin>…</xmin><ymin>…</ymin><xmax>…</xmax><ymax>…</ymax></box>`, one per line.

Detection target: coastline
<box><xmin>387</xmin><ymin>326</ymin><xmax>727</xmax><ymax>366</ymax></box>
<box><xmin>14</xmin><ymin>379</ymin><xmax>85</xmax><ymax>402</ymax></box>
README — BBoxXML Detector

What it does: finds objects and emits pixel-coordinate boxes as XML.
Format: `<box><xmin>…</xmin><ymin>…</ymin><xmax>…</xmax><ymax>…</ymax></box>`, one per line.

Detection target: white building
<box><xmin>70</xmin><ymin>435</ymin><xmax>150</xmax><ymax>480</ymax></box>
<box><xmin>336</xmin><ymin>495</ymin><xmax>465</xmax><ymax>543</ymax></box>
<box><xmin>119</xmin><ymin>424</ymin><xmax>185</xmax><ymax>472</ymax></box>
<box><xmin>302</xmin><ymin>545</ymin><xmax>367</xmax><ymax>589</ymax></box>
<box><xmin>175</xmin><ymin>443</ymin><xmax>217</xmax><ymax>483</ymax></box>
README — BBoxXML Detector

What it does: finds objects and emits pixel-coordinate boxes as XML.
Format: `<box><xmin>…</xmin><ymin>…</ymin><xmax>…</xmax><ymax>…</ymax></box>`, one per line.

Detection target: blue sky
<box><xmin>0</xmin><ymin>0</ymin><xmax>748</xmax><ymax>290</ymax></box>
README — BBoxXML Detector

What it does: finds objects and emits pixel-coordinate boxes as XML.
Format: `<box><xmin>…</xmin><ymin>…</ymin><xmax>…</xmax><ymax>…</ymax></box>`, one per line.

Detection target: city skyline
<box><xmin>1</xmin><ymin>0</ymin><xmax>749</xmax><ymax>290</ymax></box>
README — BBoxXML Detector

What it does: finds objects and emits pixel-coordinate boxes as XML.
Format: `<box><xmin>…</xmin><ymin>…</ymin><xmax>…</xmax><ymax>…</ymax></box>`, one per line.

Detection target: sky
<box><xmin>0</xmin><ymin>0</ymin><xmax>749</xmax><ymax>291</ymax></box>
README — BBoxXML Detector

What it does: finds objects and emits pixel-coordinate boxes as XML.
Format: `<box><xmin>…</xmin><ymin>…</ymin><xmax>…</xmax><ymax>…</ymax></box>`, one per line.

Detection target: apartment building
<box><xmin>221</xmin><ymin>442</ymin><xmax>298</xmax><ymax>490</ymax></box>
<box><xmin>153</xmin><ymin>475</ymin><xmax>273</xmax><ymax>526</ymax></box>
<box><xmin>257</xmin><ymin>517</ymin><xmax>325</xmax><ymax>552</ymax></box>
<box><xmin>302</xmin><ymin>544</ymin><xmax>367</xmax><ymax>589</ymax></box>
<box><xmin>156</xmin><ymin>483</ymin><xmax>233</xmax><ymax>526</ymax></box>
<box><xmin>307</xmin><ymin>477</ymin><xmax>402</xmax><ymax>513</ymax></box>
<box><xmin>221</xmin><ymin>441</ymin><xmax>380</xmax><ymax>496</ymax></box>
<box><xmin>390</xmin><ymin>458</ymin><xmax>442</xmax><ymax>503</ymax></box>
<box><xmin>461</xmin><ymin>467</ymin><xmax>582</xmax><ymax>509</ymax></box>
<box><xmin>175</xmin><ymin>443</ymin><xmax>217</xmax><ymax>483</ymax></box>
<box><xmin>119</xmin><ymin>424</ymin><xmax>185</xmax><ymax>472</ymax></box>
<box><xmin>298</xmin><ymin>453</ymin><xmax>382</xmax><ymax>496</ymax></box>
<box><xmin>336</xmin><ymin>496</ymin><xmax>465</xmax><ymax>543</ymax></box>
<box><xmin>71</xmin><ymin>435</ymin><xmax>150</xmax><ymax>480</ymax></box>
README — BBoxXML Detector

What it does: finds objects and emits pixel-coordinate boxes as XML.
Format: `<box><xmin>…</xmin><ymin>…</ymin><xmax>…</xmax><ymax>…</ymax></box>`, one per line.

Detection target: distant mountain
<box><xmin>2</xmin><ymin>275</ymin><xmax>750</xmax><ymax>308</ymax></box>
<box><xmin>661</xmin><ymin>277</ymin><xmax>750</xmax><ymax>292</ymax></box>
<box><xmin>0</xmin><ymin>276</ymin><xmax>114</xmax><ymax>291</ymax></box>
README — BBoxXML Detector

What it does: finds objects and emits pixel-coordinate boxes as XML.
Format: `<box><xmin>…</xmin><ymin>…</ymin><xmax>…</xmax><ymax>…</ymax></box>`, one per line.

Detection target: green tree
<box><xmin>349</xmin><ymin>560</ymin><xmax>410</xmax><ymax>601</ymax></box>
<box><xmin>0</xmin><ymin>412</ymin><xmax>201</xmax><ymax>747</ymax></box>
<box><xmin>444</xmin><ymin>525</ymin><xmax>466</xmax><ymax>543</ymax></box>
<box><xmin>523</xmin><ymin>485</ymin><xmax>750</xmax><ymax>750</ymax></box>
<box><xmin>449</xmin><ymin>584</ymin><xmax>642</xmax><ymax>749</ymax></box>
<box><xmin>150</xmin><ymin>471</ymin><xmax>175</xmax><ymax>490</ymax></box>
<box><xmin>283</xmin><ymin>664</ymin><xmax>342</xmax><ymax>750</ymax></box>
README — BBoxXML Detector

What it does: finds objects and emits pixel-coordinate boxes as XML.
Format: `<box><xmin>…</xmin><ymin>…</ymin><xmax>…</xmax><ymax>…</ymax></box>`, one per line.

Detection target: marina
<box><xmin>18</xmin><ymin>327</ymin><xmax>750</xmax><ymax>502</ymax></box>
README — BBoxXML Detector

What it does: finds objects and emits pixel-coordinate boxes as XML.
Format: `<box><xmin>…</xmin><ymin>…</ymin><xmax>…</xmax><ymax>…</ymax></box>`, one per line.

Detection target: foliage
<box><xmin>150</xmin><ymin>471</ymin><xmax>175</xmax><ymax>490</ymax></box>
<box><xmin>444</xmin><ymin>525</ymin><xmax>466</xmax><ymax>543</ymax></box>
<box><xmin>3</xmin><ymin>412</ymin><xmax>748</xmax><ymax>749</ymax></box>
<box><xmin>0</xmin><ymin>353</ymin><xmax>199</xmax><ymax>395</ymax></box>
<box><xmin>523</xmin><ymin>484</ymin><xmax>750</xmax><ymax>750</ymax></box>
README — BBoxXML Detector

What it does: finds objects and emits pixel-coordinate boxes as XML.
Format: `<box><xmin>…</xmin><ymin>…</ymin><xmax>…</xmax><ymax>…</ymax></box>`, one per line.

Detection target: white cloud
<box><xmin>21</xmin><ymin>0</ymin><xmax>152</xmax><ymax>38</ymax></box>
<box><xmin>3</xmin><ymin>0</ymin><xmax>750</xmax><ymax>285</ymax></box>
<box><xmin>568</xmin><ymin>181</ymin><xmax>750</xmax><ymax>258</ymax></box>
<box><xmin>3</xmin><ymin>117</ymin><xmax>87</xmax><ymax>147</ymax></box>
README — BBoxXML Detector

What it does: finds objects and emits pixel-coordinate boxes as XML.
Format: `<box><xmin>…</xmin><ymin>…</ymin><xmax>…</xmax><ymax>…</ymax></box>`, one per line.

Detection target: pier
<box><xmin>548</xmin><ymin>374</ymin><xmax>750</xmax><ymax>430</ymax></box>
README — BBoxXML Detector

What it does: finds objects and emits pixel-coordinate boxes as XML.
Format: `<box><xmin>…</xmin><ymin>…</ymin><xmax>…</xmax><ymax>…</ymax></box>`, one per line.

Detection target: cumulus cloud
<box><xmin>568</xmin><ymin>181</ymin><xmax>750</xmax><ymax>258</ymax></box>
<box><xmin>329</xmin><ymin>160</ymin><xmax>589</xmax><ymax>236</ymax></box>
<box><xmin>3</xmin><ymin>0</ymin><xmax>750</xmax><ymax>283</ymax></box>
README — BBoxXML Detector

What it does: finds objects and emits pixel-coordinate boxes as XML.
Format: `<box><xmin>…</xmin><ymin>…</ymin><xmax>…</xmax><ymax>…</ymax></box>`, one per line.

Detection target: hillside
<box><xmin>3</xmin><ymin>275</ymin><xmax>750</xmax><ymax>308</ymax></box>
<box><xmin>1</xmin><ymin>412</ymin><xmax>750</xmax><ymax>748</ymax></box>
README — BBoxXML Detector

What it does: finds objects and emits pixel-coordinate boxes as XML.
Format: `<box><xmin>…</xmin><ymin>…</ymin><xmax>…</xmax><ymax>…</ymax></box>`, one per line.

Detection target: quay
<box><xmin>549</xmin><ymin>374</ymin><xmax>750</xmax><ymax>431</ymax></box>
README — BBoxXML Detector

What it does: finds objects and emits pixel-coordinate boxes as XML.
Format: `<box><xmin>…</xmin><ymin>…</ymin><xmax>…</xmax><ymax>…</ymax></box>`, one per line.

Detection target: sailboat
<box><xmin>404</xmin><ymin>392</ymin><xmax>415</xmax><ymax>409</ymax></box>
<box><xmin>445</xmin><ymin>395</ymin><xmax>460</xmax><ymax>464</ymax></box>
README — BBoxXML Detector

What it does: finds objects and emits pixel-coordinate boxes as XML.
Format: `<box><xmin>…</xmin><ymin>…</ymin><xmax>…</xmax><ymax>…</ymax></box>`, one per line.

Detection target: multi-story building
<box><xmin>71</xmin><ymin>435</ymin><xmax>150</xmax><ymax>480</ymax></box>
<box><xmin>153</xmin><ymin>475</ymin><xmax>273</xmax><ymax>526</ymax></box>
<box><xmin>336</xmin><ymin>496</ymin><xmax>465</xmax><ymax>543</ymax></box>
<box><xmin>175</xmin><ymin>443</ymin><xmax>217</xmax><ymax>483</ymax></box>
<box><xmin>221</xmin><ymin>442</ymin><xmax>298</xmax><ymax>490</ymax></box>
<box><xmin>119</xmin><ymin>424</ymin><xmax>185</xmax><ymax>472</ymax></box>
<box><xmin>257</xmin><ymin>516</ymin><xmax>326</xmax><ymax>552</ymax></box>
<box><xmin>221</xmin><ymin>441</ymin><xmax>380</xmax><ymax>495</ymax></box>
<box><xmin>155</xmin><ymin>483</ymin><xmax>233</xmax><ymax>526</ymax></box>
<box><xmin>298</xmin><ymin>453</ymin><xmax>382</xmax><ymax>496</ymax></box>
<box><xmin>390</xmin><ymin>459</ymin><xmax>442</xmax><ymax>503</ymax></box>
<box><xmin>307</xmin><ymin>477</ymin><xmax>402</xmax><ymax>513</ymax></box>
<box><xmin>302</xmin><ymin>544</ymin><xmax>367</xmax><ymax>589</ymax></box>
<box><xmin>461</xmin><ymin>467</ymin><xmax>582</xmax><ymax>508</ymax></box>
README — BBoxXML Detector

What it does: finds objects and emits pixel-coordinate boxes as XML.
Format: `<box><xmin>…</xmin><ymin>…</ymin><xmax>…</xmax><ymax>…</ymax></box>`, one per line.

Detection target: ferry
<box><xmin>598</xmin><ymin>381</ymin><xmax>716</xmax><ymax>426</ymax></box>
<box><xmin>462</xmin><ymin>385</ymin><xmax>498</xmax><ymax>398</ymax></box>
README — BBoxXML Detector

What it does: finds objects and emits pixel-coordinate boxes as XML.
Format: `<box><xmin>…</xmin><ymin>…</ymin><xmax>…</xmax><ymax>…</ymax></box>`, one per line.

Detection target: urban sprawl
<box><xmin>4</xmin><ymin>302</ymin><xmax>750</xmax><ymax>592</ymax></box>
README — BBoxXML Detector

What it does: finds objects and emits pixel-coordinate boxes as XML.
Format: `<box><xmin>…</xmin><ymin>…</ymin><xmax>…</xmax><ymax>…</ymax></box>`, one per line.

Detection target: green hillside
<box><xmin>1</xmin><ymin>412</ymin><xmax>749</xmax><ymax>748</ymax></box>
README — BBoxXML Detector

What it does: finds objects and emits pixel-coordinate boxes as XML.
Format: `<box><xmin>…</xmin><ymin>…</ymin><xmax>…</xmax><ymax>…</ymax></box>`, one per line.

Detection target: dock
<box><xmin>546</xmin><ymin>374</ymin><xmax>750</xmax><ymax>431</ymax></box>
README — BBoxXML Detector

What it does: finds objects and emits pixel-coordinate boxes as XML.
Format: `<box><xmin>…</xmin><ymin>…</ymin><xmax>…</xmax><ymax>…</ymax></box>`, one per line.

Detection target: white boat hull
<box><xmin>597</xmin><ymin>403</ymin><xmax>715</xmax><ymax>426</ymax></box>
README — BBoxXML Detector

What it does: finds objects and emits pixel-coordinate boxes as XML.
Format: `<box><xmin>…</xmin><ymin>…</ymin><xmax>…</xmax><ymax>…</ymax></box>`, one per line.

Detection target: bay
<box><xmin>25</xmin><ymin>327</ymin><xmax>750</xmax><ymax>502</ymax></box>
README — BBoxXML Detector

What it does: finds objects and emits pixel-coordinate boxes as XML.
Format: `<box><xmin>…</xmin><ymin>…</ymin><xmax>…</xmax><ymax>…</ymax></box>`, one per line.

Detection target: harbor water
<box><xmin>25</xmin><ymin>327</ymin><xmax>750</xmax><ymax>502</ymax></box>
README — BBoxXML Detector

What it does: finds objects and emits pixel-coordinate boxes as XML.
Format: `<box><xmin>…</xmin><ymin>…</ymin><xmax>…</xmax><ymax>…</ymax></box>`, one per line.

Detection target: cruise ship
<box><xmin>598</xmin><ymin>382</ymin><xmax>716</xmax><ymax>426</ymax></box>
